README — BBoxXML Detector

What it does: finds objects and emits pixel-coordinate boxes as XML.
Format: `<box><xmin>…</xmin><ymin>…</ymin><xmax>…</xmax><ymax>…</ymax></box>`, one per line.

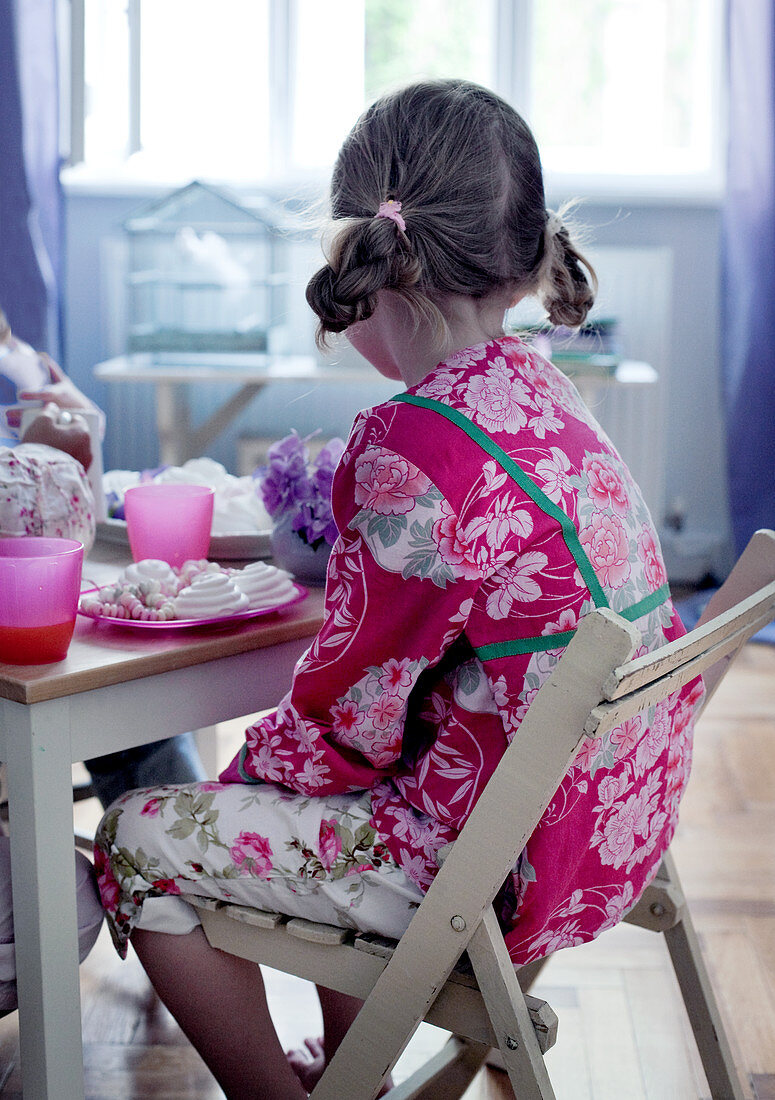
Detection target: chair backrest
<box><xmin>404</xmin><ymin>528</ymin><xmax>775</xmax><ymax>969</ymax></box>
<box><xmin>587</xmin><ymin>528</ymin><xmax>775</xmax><ymax>740</ymax></box>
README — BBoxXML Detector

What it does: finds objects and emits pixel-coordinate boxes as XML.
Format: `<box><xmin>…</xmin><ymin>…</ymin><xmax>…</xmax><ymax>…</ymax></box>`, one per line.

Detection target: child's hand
<box><xmin>20</xmin><ymin>403</ymin><xmax>93</xmax><ymax>471</ymax></box>
<box><xmin>19</xmin><ymin>354</ymin><xmax>106</xmax><ymax>437</ymax></box>
<box><xmin>19</xmin><ymin>380</ymin><xmax>85</xmax><ymax>411</ymax></box>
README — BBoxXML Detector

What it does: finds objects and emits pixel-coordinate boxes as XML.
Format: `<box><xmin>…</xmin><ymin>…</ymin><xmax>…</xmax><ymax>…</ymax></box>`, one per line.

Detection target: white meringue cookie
<box><xmin>231</xmin><ymin>561</ymin><xmax>297</xmax><ymax>609</ymax></box>
<box><xmin>120</xmin><ymin>559</ymin><xmax>178</xmax><ymax>587</ymax></box>
<box><xmin>172</xmin><ymin>572</ymin><xmax>249</xmax><ymax>619</ymax></box>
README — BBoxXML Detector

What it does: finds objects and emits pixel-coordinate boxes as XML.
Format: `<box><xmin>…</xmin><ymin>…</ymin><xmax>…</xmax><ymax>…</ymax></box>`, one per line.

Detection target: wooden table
<box><xmin>93</xmin><ymin>352</ymin><xmax>378</xmax><ymax>465</ymax></box>
<box><xmin>0</xmin><ymin>545</ymin><xmax>325</xmax><ymax>1098</ymax></box>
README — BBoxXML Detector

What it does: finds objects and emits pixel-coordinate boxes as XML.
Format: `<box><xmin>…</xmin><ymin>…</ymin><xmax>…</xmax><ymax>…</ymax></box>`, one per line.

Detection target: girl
<box><xmin>95</xmin><ymin>80</ymin><xmax>700</xmax><ymax>1098</ymax></box>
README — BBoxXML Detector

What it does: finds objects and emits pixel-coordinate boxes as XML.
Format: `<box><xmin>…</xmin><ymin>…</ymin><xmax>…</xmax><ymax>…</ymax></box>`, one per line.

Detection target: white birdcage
<box><xmin>122</xmin><ymin>180</ymin><xmax>291</xmax><ymax>355</ymax></box>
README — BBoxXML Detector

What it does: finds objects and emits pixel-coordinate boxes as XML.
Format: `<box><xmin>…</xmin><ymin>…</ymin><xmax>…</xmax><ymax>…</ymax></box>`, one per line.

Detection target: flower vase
<box><xmin>270</xmin><ymin>515</ymin><xmax>331</xmax><ymax>586</ymax></box>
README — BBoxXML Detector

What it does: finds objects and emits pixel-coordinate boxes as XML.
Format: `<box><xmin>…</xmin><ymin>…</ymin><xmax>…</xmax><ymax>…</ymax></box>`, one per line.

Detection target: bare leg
<box><xmin>318</xmin><ymin>985</ymin><xmax>366</xmax><ymax>1062</ymax></box>
<box><xmin>133</xmin><ymin>927</ymin><xmax>306</xmax><ymax>1100</ymax></box>
<box><xmin>287</xmin><ymin>985</ymin><xmax>392</xmax><ymax>1095</ymax></box>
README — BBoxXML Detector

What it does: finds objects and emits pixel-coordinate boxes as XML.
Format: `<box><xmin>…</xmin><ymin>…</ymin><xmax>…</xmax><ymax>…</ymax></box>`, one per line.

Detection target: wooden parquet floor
<box><xmin>0</xmin><ymin>642</ymin><xmax>773</xmax><ymax>1098</ymax></box>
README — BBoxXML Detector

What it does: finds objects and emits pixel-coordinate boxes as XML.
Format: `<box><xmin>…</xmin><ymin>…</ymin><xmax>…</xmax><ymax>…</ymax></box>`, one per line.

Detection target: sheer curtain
<box><xmin>0</xmin><ymin>0</ymin><xmax>62</xmax><ymax>356</ymax></box>
<box><xmin>722</xmin><ymin>0</ymin><xmax>775</xmax><ymax>553</ymax></box>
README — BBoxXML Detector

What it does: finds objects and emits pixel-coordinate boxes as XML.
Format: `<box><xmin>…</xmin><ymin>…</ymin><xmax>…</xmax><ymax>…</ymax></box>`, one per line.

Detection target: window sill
<box><xmin>544</xmin><ymin>169</ymin><xmax>724</xmax><ymax>209</ymax></box>
<box><xmin>61</xmin><ymin>162</ymin><xmax>725</xmax><ymax>210</ymax></box>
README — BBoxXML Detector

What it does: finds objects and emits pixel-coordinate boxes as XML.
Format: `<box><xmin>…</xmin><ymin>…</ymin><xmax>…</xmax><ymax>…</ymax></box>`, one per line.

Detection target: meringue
<box><xmin>231</xmin><ymin>561</ymin><xmax>297</xmax><ymax>609</ymax></box>
<box><xmin>171</xmin><ymin>572</ymin><xmax>249</xmax><ymax>619</ymax></box>
<box><xmin>120</xmin><ymin>559</ymin><xmax>179</xmax><ymax>590</ymax></box>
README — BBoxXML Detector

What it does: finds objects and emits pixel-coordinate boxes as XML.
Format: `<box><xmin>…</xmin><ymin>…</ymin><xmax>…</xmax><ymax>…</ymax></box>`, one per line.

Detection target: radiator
<box><xmin>582</xmin><ymin>245</ymin><xmax>674</xmax><ymax>523</ymax></box>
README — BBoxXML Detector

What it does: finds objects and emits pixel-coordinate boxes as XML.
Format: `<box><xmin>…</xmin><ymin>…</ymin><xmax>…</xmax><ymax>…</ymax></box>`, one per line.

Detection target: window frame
<box><xmin>61</xmin><ymin>0</ymin><xmax>726</xmax><ymax>204</ymax></box>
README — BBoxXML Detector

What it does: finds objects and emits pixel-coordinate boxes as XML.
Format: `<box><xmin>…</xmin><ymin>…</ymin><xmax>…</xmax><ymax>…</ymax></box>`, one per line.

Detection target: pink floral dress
<box><xmin>96</xmin><ymin>336</ymin><xmax>700</xmax><ymax>964</ymax></box>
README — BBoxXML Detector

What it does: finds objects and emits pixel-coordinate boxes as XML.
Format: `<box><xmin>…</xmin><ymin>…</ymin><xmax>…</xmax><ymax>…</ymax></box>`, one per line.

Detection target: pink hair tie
<box><xmin>376</xmin><ymin>200</ymin><xmax>406</xmax><ymax>232</ymax></box>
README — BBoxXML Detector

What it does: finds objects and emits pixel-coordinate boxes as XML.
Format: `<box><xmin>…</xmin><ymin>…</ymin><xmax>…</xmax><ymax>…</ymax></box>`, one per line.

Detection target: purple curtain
<box><xmin>0</xmin><ymin>0</ymin><xmax>63</xmax><ymax>356</ymax></box>
<box><xmin>722</xmin><ymin>1</ymin><xmax>775</xmax><ymax>553</ymax></box>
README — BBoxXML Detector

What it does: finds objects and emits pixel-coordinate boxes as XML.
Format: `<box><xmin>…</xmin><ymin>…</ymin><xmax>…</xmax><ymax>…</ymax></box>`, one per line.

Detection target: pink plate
<box><xmin>78</xmin><ymin>583</ymin><xmax>307</xmax><ymax>630</ymax></box>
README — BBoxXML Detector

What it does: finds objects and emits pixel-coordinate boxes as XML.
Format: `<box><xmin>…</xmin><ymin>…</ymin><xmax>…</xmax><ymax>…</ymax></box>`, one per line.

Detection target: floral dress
<box><xmin>96</xmin><ymin>335</ymin><xmax>700</xmax><ymax>965</ymax></box>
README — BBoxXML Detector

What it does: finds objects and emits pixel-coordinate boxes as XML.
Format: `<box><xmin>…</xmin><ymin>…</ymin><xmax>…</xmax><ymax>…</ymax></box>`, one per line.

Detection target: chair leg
<box><xmin>309</xmin><ymin>902</ymin><xmax>556</xmax><ymax>1100</ymax></box>
<box><xmin>388</xmin><ymin>1036</ymin><xmax>490</xmax><ymax>1100</ymax></box>
<box><xmin>663</xmin><ymin>909</ymin><xmax>747</xmax><ymax>1100</ymax></box>
<box><xmin>485</xmin><ymin>953</ymin><xmax>553</xmax><ymax>1076</ymax></box>
<box><xmin>467</xmin><ymin>908</ymin><xmax>556</xmax><ymax>1100</ymax></box>
<box><xmin>518</xmin><ymin>954</ymin><xmax>551</xmax><ymax>994</ymax></box>
<box><xmin>626</xmin><ymin>852</ymin><xmax>747</xmax><ymax>1100</ymax></box>
<box><xmin>308</xmin><ymin>940</ymin><xmax>448</xmax><ymax>1100</ymax></box>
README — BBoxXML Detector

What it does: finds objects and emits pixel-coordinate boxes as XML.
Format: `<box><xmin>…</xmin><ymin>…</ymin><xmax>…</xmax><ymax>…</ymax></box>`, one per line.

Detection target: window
<box><xmin>66</xmin><ymin>0</ymin><xmax>723</xmax><ymax>195</ymax></box>
<box><xmin>139</xmin><ymin>2</ymin><xmax>271</xmax><ymax>179</ymax></box>
<box><xmin>293</xmin><ymin>0</ymin><xmax>495</xmax><ymax>172</ymax></box>
<box><xmin>531</xmin><ymin>0</ymin><xmax>721</xmax><ymax>182</ymax></box>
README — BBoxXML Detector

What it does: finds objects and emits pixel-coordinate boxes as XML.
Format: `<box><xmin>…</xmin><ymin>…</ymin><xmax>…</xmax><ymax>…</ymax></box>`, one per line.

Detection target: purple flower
<box><xmin>315</xmin><ymin>437</ymin><xmax>345</xmax><ymax>471</ymax></box>
<box><xmin>256</xmin><ymin>431</ymin><xmax>345</xmax><ymax>549</ymax></box>
<box><xmin>258</xmin><ymin>432</ymin><xmax>314</xmax><ymax>517</ymax></box>
<box><xmin>311</xmin><ymin>463</ymin><xmax>334</xmax><ymax>501</ymax></box>
<box><xmin>106</xmin><ymin>491</ymin><xmax>125</xmax><ymax>519</ymax></box>
<box><xmin>140</xmin><ymin>465</ymin><xmax>170</xmax><ymax>482</ymax></box>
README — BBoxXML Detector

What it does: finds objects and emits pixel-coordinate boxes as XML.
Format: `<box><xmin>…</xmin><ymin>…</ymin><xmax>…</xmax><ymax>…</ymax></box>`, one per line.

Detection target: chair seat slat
<box><xmin>188</xmin><ymin>897</ymin><xmax>558</xmax><ymax>1057</ymax></box>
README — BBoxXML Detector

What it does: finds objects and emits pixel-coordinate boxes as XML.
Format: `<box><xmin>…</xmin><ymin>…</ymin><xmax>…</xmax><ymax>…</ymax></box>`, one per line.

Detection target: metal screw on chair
<box><xmin>505</xmin><ymin>1036</ymin><xmax>519</xmax><ymax>1050</ymax></box>
<box><xmin>450</xmin><ymin>914</ymin><xmax>466</xmax><ymax>931</ymax></box>
<box><xmin>650</xmin><ymin>902</ymin><xmax>666</xmax><ymax>917</ymax></box>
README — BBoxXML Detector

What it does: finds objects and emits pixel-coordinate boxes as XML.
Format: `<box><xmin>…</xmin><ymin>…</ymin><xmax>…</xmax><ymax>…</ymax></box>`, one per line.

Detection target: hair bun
<box><xmin>539</xmin><ymin>211</ymin><xmax>596</xmax><ymax>329</ymax></box>
<box><xmin>307</xmin><ymin>217</ymin><xmax>423</xmax><ymax>345</ymax></box>
<box><xmin>305</xmin><ymin>262</ymin><xmax>372</xmax><ymax>334</ymax></box>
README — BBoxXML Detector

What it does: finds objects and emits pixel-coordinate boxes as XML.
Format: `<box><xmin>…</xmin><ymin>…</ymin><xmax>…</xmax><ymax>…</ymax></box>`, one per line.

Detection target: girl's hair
<box><xmin>306</xmin><ymin>79</ymin><xmax>596</xmax><ymax>347</ymax></box>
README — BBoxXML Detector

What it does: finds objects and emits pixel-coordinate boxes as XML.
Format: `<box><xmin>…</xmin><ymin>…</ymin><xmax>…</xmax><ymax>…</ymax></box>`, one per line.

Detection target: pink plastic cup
<box><xmin>123</xmin><ymin>483</ymin><xmax>215</xmax><ymax>568</ymax></box>
<box><xmin>0</xmin><ymin>537</ymin><xmax>84</xmax><ymax>665</ymax></box>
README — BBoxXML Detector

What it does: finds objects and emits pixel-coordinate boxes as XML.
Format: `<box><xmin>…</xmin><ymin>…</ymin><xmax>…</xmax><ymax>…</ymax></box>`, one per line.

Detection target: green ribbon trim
<box><xmin>392</xmin><ymin>392</ymin><xmax>609</xmax><ymax>608</ymax></box>
<box><xmin>475</xmin><ymin>631</ymin><xmax>577</xmax><ymax>661</ymax></box>
<box><xmin>473</xmin><ymin>583</ymin><xmax>671</xmax><ymax>662</ymax></box>
<box><xmin>618</xmin><ymin>582</ymin><xmax>671</xmax><ymax>623</ymax></box>
<box><xmin>235</xmin><ymin>744</ymin><xmax>259</xmax><ymax>783</ymax></box>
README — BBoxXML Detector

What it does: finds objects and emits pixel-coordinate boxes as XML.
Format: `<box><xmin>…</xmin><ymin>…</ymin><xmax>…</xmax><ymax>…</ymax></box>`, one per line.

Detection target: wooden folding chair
<box><xmin>185</xmin><ymin>528</ymin><xmax>775</xmax><ymax>1099</ymax></box>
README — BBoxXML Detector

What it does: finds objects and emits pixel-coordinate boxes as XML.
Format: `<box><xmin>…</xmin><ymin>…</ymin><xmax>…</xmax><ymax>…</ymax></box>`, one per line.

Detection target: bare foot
<box><xmin>287</xmin><ymin>1037</ymin><xmax>326</xmax><ymax>1093</ymax></box>
<box><xmin>287</xmin><ymin>1035</ymin><xmax>393</xmax><ymax>1095</ymax></box>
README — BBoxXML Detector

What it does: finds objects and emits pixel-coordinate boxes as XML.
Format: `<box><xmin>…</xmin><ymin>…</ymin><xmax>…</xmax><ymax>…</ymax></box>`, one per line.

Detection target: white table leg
<box><xmin>195</xmin><ymin>725</ymin><xmax>219</xmax><ymax>777</ymax></box>
<box><xmin>156</xmin><ymin>381</ymin><xmax>189</xmax><ymax>466</ymax></box>
<box><xmin>189</xmin><ymin>382</ymin><xmax>265</xmax><ymax>458</ymax></box>
<box><xmin>1</xmin><ymin>697</ymin><xmax>85</xmax><ymax>1100</ymax></box>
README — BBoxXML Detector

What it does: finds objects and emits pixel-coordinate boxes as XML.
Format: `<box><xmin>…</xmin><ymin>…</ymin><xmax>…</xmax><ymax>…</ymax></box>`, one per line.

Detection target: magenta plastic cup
<box><xmin>0</xmin><ymin>537</ymin><xmax>84</xmax><ymax>665</ymax></box>
<box><xmin>123</xmin><ymin>483</ymin><xmax>215</xmax><ymax>568</ymax></box>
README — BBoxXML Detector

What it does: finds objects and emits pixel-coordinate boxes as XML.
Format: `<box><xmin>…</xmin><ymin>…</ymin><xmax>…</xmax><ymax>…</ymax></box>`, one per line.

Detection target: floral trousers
<box><xmin>94</xmin><ymin>780</ymin><xmax>425</xmax><ymax>958</ymax></box>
